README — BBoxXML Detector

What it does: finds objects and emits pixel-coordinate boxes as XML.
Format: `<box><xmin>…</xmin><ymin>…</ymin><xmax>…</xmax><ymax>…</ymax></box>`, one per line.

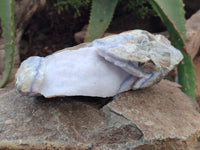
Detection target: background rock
<box><xmin>186</xmin><ymin>10</ymin><xmax>200</xmax><ymax>59</ymax></box>
<box><xmin>194</xmin><ymin>56</ymin><xmax>200</xmax><ymax>105</ymax></box>
<box><xmin>0</xmin><ymin>39</ymin><xmax>5</xmax><ymax>74</ymax></box>
<box><xmin>74</xmin><ymin>25</ymin><xmax>114</xmax><ymax>44</ymax></box>
<box><xmin>0</xmin><ymin>80</ymin><xmax>200</xmax><ymax>149</ymax></box>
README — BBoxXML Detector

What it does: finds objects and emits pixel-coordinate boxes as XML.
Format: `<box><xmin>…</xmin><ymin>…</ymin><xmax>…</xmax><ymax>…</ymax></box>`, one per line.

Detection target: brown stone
<box><xmin>0</xmin><ymin>80</ymin><xmax>200</xmax><ymax>149</ymax></box>
<box><xmin>74</xmin><ymin>25</ymin><xmax>114</xmax><ymax>44</ymax></box>
<box><xmin>0</xmin><ymin>87</ymin><xmax>143</xmax><ymax>149</ymax></box>
<box><xmin>194</xmin><ymin>56</ymin><xmax>200</xmax><ymax>104</ymax></box>
<box><xmin>106</xmin><ymin>80</ymin><xmax>200</xmax><ymax>150</ymax></box>
<box><xmin>186</xmin><ymin>10</ymin><xmax>200</xmax><ymax>59</ymax></box>
<box><xmin>0</xmin><ymin>39</ymin><xmax>5</xmax><ymax>74</ymax></box>
<box><xmin>74</xmin><ymin>25</ymin><xmax>88</xmax><ymax>44</ymax></box>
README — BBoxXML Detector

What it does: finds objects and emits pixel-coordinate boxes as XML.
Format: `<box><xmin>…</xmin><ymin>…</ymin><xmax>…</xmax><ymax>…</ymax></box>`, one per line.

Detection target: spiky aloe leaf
<box><xmin>85</xmin><ymin>0</ymin><xmax>118</xmax><ymax>42</ymax></box>
<box><xmin>149</xmin><ymin>0</ymin><xmax>196</xmax><ymax>100</ymax></box>
<box><xmin>0</xmin><ymin>0</ymin><xmax>15</xmax><ymax>88</ymax></box>
<box><xmin>178</xmin><ymin>52</ymin><xmax>196</xmax><ymax>99</ymax></box>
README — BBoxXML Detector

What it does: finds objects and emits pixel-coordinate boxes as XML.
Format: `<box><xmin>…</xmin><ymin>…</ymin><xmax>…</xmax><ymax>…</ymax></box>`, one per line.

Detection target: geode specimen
<box><xmin>15</xmin><ymin>30</ymin><xmax>183</xmax><ymax>98</ymax></box>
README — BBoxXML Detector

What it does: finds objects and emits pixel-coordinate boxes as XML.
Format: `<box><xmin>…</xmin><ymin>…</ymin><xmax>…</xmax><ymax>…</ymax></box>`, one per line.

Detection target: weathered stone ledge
<box><xmin>0</xmin><ymin>80</ymin><xmax>200</xmax><ymax>150</ymax></box>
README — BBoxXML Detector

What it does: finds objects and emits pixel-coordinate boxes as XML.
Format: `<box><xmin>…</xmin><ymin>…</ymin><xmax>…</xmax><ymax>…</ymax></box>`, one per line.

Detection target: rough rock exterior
<box><xmin>0</xmin><ymin>80</ymin><xmax>200</xmax><ymax>150</ymax></box>
<box><xmin>15</xmin><ymin>30</ymin><xmax>183</xmax><ymax>98</ymax></box>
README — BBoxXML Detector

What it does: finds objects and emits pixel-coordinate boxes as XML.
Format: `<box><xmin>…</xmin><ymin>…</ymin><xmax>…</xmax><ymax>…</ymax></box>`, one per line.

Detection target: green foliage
<box><xmin>178</xmin><ymin>53</ymin><xmax>196</xmax><ymax>100</ymax></box>
<box><xmin>149</xmin><ymin>0</ymin><xmax>196</xmax><ymax>100</ymax></box>
<box><xmin>54</xmin><ymin>0</ymin><xmax>91</xmax><ymax>17</ymax></box>
<box><xmin>85</xmin><ymin>0</ymin><xmax>118</xmax><ymax>42</ymax></box>
<box><xmin>0</xmin><ymin>0</ymin><xmax>15</xmax><ymax>88</ymax></box>
<box><xmin>85</xmin><ymin>0</ymin><xmax>156</xmax><ymax>42</ymax></box>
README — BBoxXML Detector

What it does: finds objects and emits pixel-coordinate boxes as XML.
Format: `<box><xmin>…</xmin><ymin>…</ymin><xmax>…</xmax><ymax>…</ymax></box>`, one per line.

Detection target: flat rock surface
<box><xmin>0</xmin><ymin>87</ymin><xmax>143</xmax><ymax>150</ymax></box>
<box><xmin>0</xmin><ymin>80</ymin><xmax>200</xmax><ymax>150</ymax></box>
<box><xmin>107</xmin><ymin>80</ymin><xmax>200</xmax><ymax>150</ymax></box>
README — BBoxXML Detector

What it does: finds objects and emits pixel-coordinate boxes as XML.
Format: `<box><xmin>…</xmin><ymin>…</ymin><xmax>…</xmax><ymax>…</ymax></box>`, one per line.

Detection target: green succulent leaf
<box><xmin>178</xmin><ymin>52</ymin><xmax>196</xmax><ymax>99</ymax></box>
<box><xmin>85</xmin><ymin>0</ymin><xmax>118</xmax><ymax>42</ymax></box>
<box><xmin>0</xmin><ymin>0</ymin><xmax>15</xmax><ymax>88</ymax></box>
<box><xmin>149</xmin><ymin>0</ymin><xmax>196</xmax><ymax>100</ymax></box>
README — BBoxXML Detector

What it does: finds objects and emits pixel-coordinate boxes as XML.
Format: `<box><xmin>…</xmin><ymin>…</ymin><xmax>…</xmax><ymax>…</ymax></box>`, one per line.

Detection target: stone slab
<box><xmin>0</xmin><ymin>80</ymin><xmax>200</xmax><ymax>149</ymax></box>
<box><xmin>106</xmin><ymin>80</ymin><xmax>200</xmax><ymax>150</ymax></box>
<box><xmin>0</xmin><ymin>87</ymin><xmax>143</xmax><ymax>150</ymax></box>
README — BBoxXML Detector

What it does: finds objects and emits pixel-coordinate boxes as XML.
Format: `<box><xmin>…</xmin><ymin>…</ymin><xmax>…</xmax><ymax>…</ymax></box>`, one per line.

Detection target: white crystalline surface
<box><xmin>15</xmin><ymin>30</ymin><xmax>183</xmax><ymax>98</ymax></box>
<box><xmin>88</xmin><ymin>30</ymin><xmax>183</xmax><ymax>89</ymax></box>
<box><xmin>39</xmin><ymin>47</ymin><xmax>134</xmax><ymax>97</ymax></box>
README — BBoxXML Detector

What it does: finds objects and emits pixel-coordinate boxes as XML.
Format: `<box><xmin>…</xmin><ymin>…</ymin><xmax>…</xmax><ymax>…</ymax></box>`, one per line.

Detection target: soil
<box><xmin>184</xmin><ymin>0</ymin><xmax>200</xmax><ymax>19</ymax></box>
<box><xmin>19</xmin><ymin>1</ymin><xmax>90</xmax><ymax>61</ymax></box>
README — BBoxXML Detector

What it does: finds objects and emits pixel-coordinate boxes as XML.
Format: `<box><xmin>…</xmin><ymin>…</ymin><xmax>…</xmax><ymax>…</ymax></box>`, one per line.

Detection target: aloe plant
<box><xmin>149</xmin><ymin>0</ymin><xmax>196</xmax><ymax>100</ymax></box>
<box><xmin>0</xmin><ymin>0</ymin><xmax>15</xmax><ymax>88</ymax></box>
<box><xmin>85</xmin><ymin>0</ymin><xmax>118</xmax><ymax>42</ymax></box>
